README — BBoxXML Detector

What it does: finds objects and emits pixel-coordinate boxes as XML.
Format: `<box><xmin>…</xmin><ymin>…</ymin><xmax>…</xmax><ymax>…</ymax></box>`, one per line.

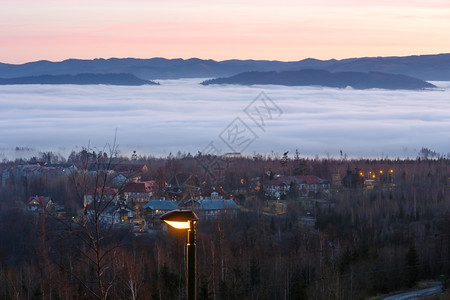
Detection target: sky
<box><xmin>2</xmin><ymin>0</ymin><xmax>450</xmax><ymax>64</ymax></box>
<box><xmin>1</xmin><ymin>79</ymin><xmax>449</xmax><ymax>160</ymax></box>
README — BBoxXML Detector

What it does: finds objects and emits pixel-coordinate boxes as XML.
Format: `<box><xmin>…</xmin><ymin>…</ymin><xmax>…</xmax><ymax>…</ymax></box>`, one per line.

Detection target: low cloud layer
<box><xmin>0</xmin><ymin>79</ymin><xmax>449</xmax><ymax>160</ymax></box>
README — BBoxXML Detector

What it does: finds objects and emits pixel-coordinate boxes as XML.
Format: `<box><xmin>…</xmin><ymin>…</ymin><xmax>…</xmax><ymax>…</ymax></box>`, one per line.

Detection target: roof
<box><xmin>143</xmin><ymin>200</ymin><xmax>179</xmax><ymax>210</ymax></box>
<box><xmin>181</xmin><ymin>198</ymin><xmax>240</xmax><ymax>211</ymax></box>
<box><xmin>27</xmin><ymin>196</ymin><xmax>52</xmax><ymax>207</ymax></box>
<box><xmin>265</xmin><ymin>178</ymin><xmax>290</xmax><ymax>186</ymax></box>
<box><xmin>294</xmin><ymin>175</ymin><xmax>329</xmax><ymax>184</ymax></box>
<box><xmin>144</xmin><ymin>198</ymin><xmax>240</xmax><ymax>212</ymax></box>
<box><xmin>123</xmin><ymin>181</ymin><xmax>155</xmax><ymax>193</ymax></box>
<box><xmin>198</xmin><ymin>199</ymin><xmax>240</xmax><ymax>210</ymax></box>
<box><xmin>86</xmin><ymin>201</ymin><xmax>132</xmax><ymax>214</ymax></box>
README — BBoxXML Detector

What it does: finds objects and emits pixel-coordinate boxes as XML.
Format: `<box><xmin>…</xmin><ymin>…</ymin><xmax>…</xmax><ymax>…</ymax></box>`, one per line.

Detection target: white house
<box><xmin>86</xmin><ymin>201</ymin><xmax>133</xmax><ymax>225</ymax></box>
<box><xmin>264</xmin><ymin>175</ymin><xmax>330</xmax><ymax>199</ymax></box>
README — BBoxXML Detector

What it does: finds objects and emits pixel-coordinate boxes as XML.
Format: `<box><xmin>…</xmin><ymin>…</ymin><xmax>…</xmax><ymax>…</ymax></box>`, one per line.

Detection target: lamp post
<box><xmin>160</xmin><ymin>209</ymin><xmax>199</xmax><ymax>300</ymax></box>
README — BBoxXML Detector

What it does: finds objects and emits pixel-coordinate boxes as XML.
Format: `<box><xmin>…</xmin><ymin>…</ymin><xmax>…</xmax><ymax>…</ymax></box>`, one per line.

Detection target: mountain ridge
<box><xmin>1</xmin><ymin>53</ymin><xmax>450</xmax><ymax>80</ymax></box>
<box><xmin>201</xmin><ymin>69</ymin><xmax>436</xmax><ymax>90</ymax></box>
<box><xmin>0</xmin><ymin>73</ymin><xmax>158</xmax><ymax>86</ymax></box>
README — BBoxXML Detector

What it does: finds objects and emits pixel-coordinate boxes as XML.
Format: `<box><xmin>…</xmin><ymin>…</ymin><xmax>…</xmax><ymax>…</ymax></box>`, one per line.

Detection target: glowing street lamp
<box><xmin>161</xmin><ymin>210</ymin><xmax>199</xmax><ymax>300</ymax></box>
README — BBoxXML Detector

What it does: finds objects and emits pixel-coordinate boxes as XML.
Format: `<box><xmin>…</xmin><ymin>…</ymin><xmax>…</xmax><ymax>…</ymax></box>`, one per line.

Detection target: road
<box><xmin>382</xmin><ymin>281</ymin><xmax>443</xmax><ymax>300</ymax></box>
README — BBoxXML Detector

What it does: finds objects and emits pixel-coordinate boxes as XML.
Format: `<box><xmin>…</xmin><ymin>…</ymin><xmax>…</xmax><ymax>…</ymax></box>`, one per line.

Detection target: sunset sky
<box><xmin>2</xmin><ymin>0</ymin><xmax>450</xmax><ymax>64</ymax></box>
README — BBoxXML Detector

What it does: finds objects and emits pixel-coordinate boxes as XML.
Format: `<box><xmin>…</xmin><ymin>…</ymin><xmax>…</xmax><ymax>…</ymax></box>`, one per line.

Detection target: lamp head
<box><xmin>160</xmin><ymin>209</ymin><xmax>199</xmax><ymax>229</ymax></box>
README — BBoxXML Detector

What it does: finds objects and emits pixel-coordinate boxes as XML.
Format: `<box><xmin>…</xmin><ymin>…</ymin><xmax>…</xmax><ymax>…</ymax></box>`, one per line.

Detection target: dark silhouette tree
<box><xmin>405</xmin><ymin>243</ymin><xmax>419</xmax><ymax>288</ymax></box>
<box><xmin>198</xmin><ymin>276</ymin><xmax>213</xmax><ymax>300</ymax></box>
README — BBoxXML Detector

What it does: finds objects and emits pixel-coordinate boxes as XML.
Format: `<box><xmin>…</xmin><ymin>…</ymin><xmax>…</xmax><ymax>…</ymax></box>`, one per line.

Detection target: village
<box><xmin>0</xmin><ymin>149</ymin><xmax>449</xmax><ymax>299</ymax></box>
<box><xmin>0</xmin><ymin>151</ymin><xmax>398</xmax><ymax>234</ymax></box>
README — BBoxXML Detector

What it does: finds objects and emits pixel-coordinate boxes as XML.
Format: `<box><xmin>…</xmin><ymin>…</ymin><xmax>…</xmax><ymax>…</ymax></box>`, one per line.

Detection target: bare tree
<box><xmin>60</xmin><ymin>138</ymin><xmax>127</xmax><ymax>299</ymax></box>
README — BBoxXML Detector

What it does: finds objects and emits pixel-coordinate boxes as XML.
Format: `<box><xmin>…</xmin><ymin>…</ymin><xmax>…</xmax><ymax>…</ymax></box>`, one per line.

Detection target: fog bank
<box><xmin>0</xmin><ymin>79</ymin><xmax>449</xmax><ymax>160</ymax></box>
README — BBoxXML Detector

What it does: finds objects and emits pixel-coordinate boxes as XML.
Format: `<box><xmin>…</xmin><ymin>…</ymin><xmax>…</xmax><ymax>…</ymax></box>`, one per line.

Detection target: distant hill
<box><xmin>201</xmin><ymin>69</ymin><xmax>436</xmax><ymax>90</ymax></box>
<box><xmin>0</xmin><ymin>73</ymin><xmax>158</xmax><ymax>86</ymax></box>
<box><xmin>1</xmin><ymin>53</ymin><xmax>450</xmax><ymax>81</ymax></box>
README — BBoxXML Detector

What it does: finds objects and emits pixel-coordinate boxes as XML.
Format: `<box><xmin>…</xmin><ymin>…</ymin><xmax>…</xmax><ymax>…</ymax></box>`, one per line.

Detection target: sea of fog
<box><xmin>0</xmin><ymin>78</ymin><xmax>449</xmax><ymax>160</ymax></box>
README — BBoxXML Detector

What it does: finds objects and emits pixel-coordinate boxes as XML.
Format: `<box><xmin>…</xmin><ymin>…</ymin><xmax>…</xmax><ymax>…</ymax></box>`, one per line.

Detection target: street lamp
<box><xmin>160</xmin><ymin>209</ymin><xmax>199</xmax><ymax>300</ymax></box>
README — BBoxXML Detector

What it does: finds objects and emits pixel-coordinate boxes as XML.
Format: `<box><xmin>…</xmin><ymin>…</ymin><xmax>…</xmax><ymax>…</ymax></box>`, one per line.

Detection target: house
<box><xmin>142</xmin><ymin>199</ymin><xmax>179</xmax><ymax>228</ymax></box>
<box><xmin>110</xmin><ymin>172</ymin><xmax>129</xmax><ymax>186</ymax></box>
<box><xmin>27</xmin><ymin>196</ymin><xmax>54</xmax><ymax>212</ymax></box>
<box><xmin>2</xmin><ymin>163</ymin><xmax>77</xmax><ymax>186</ymax></box>
<box><xmin>143</xmin><ymin>190</ymin><xmax>241</xmax><ymax>222</ymax></box>
<box><xmin>83</xmin><ymin>187</ymin><xmax>119</xmax><ymax>207</ymax></box>
<box><xmin>264</xmin><ymin>177</ymin><xmax>291</xmax><ymax>199</ymax></box>
<box><xmin>296</xmin><ymin>175</ymin><xmax>330</xmax><ymax>197</ymax></box>
<box><xmin>86</xmin><ymin>201</ymin><xmax>133</xmax><ymax>225</ymax></box>
<box><xmin>143</xmin><ymin>199</ymin><xmax>179</xmax><ymax>219</ymax></box>
<box><xmin>264</xmin><ymin>175</ymin><xmax>330</xmax><ymax>199</ymax></box>
<box><xmin>196</xmin><ymin>198</ymin><xmax>240</xmax><ymax>219</ymax></box>
<box><xmin>199</xmin><ymin>188</ymin><xmax>227</xmax><ymax>199</ymax></box>
<box><xmin>180</xmin><ymin>192</ymin><xmax>241</xmax><ymax>219</ymax></box>
<box><xmin>122</xmin><ymin>181</ymin><xmax>156</xmax><ymax>206</ymax></box>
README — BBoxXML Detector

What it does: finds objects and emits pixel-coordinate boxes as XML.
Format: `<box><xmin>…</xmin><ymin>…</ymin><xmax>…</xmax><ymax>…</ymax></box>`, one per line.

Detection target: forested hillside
<box><xmin>0</xmin><ymin>150</ymin><xmax>449</xmax><ymax>299</ymax></box>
